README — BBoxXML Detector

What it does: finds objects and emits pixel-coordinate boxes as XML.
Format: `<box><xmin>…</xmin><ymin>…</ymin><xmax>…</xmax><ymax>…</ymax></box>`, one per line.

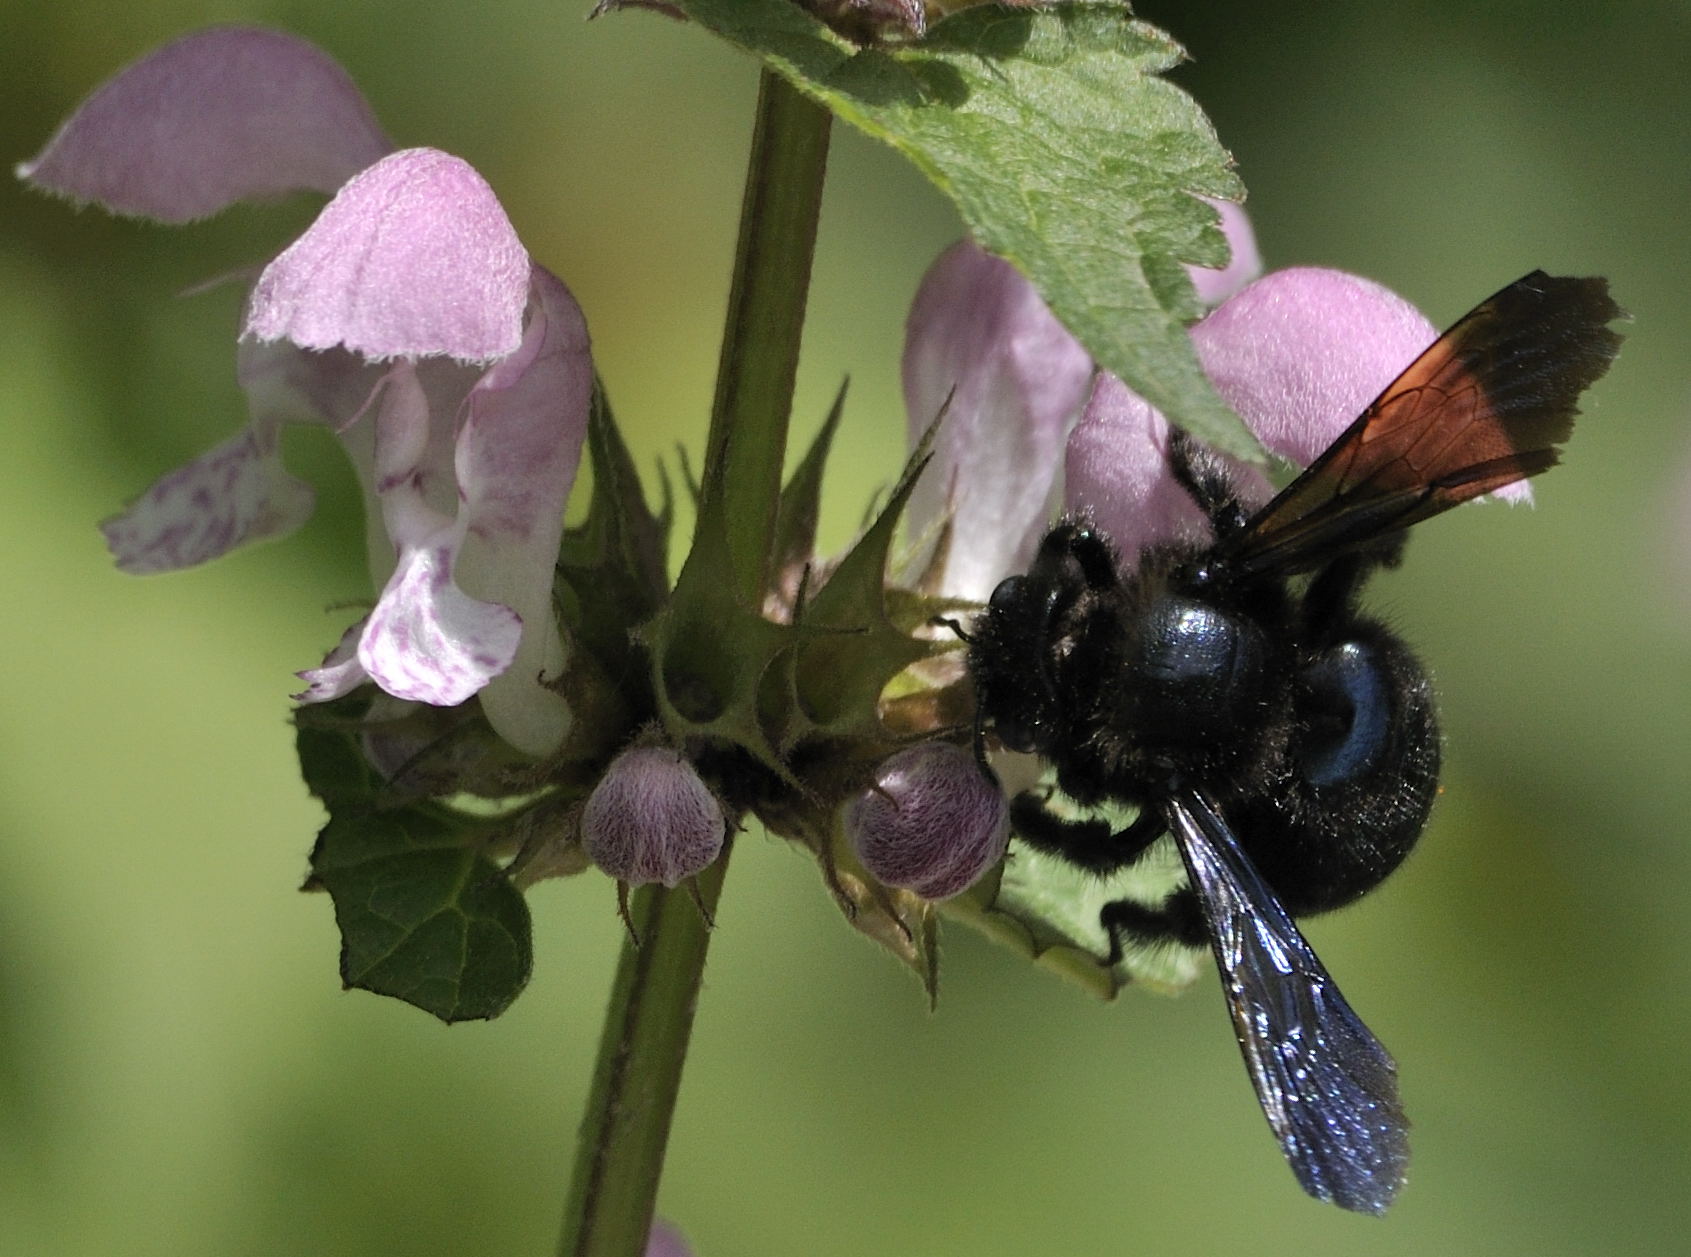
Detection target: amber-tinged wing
<box><xmin>1164</xmin><ymin>791</ymin><xmax>1408</xmax><ymax>1214</ymax></box>
<box><xmin>1220</xmin><ymin>272</ymin><xmax>1622</xmax><ymax>576</ymax></box>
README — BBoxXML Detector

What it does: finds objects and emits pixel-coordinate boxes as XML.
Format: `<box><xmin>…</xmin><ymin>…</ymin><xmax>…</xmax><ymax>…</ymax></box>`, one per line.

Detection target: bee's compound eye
<box><xmin>994</xmin><ymin>717</ymin><xmax>1037</xmax><ymax>754</ymax></box>
<box><xmin>988</xmin><ymin>575</ymin><xmax>1026</xmax><ymax>611</ymax></box>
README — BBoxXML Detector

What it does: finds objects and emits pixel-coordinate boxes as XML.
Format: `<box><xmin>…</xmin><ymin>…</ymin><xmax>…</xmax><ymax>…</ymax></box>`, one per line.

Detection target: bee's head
<box><xmin>967</xmin><ymin>571</ymin><xmax>1070</xmax><ymax>756</ymax></box>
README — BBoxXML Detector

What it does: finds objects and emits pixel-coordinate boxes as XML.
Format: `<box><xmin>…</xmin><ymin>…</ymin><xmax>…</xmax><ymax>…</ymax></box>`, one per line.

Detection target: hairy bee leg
<box><xmin>1167</xmin><ymin>430</ymin><xmax>1248</xmax><ymax>537</ymax></box>
<box><xmin>1030</xmin><ymin>521</ymin><xmax>1120</xmax><ymax>592</ymax></box>
<box><xmin>1300</xmin><ymin>543</ymin><xmax>1403</xmax><ymax>639</ymax></box>
<box><xmin>1008</xmin><ymin>792</ymin><xmax>1164</xmax><ymax>875</ymax></box>
<box><xmin>1099</xmin><ymin>887</ymin><xmax>1209</xmax><ymax>964</ymax></box>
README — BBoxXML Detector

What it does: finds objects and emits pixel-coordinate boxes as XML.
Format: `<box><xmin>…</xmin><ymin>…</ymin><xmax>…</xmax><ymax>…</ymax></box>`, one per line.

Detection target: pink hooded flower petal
<box><xmin>100</xmin><ymin>423</ymin><xmax>315</xmax><ymax>573</ymax></box>
<box><xmin>245</xmin><ymin>148</ymin><xmax>531</xmax><ymax>363</ymax></box>
<box><xmin>1193</xmin><ymin>267</ymin><xmax>1438</xmax><ymax>465</ymax></box>
<box><xmin>1187</xmin><ymin>197</ymin><xmax>1261</xmax><ymax>308</ymax></box>
<box><xmin>453</xmin><ymin>268</ymin><xmax>593</xmax><ymax>756</ymax></box>
<box><xmin>1197</xmin><ymin>267</ymin><xmax>1530</xmax><ymax>505</ymax></box>
<box><xmin>1066</xmin><ymin>266</ymin><xmax>1527</xmax><ymax>553</ymax></box>
<box><xmin>37</xmin><ymin>33</ymin><xmax>596</xmax><ymax>746</ymax></box>
<box><xmin>903</xmin><ymin>240</ymin><xmax>1093</xmax><ymax>600</ymax></box>
<box><xmin>295</xmin><ymin>622</ymin><xmax>369</xmax><ymax>702</ymax></box>
<box><xmin>17</xmin><ymin>27</ymin><xmax>391</xmax><ymax>222</ymax></box>
<box><xmin>1064</xmin><ymin>376</ymin><xmax>1273</xmax><ymax>557</ymax></box>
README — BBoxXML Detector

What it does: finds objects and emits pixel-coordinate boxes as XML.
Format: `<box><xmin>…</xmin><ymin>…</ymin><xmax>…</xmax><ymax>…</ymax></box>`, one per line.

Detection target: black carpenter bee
<box><xmin>965</xmin><ymin>271</ymin><xmax>1622</xmax><ymax>1213</ymax></box>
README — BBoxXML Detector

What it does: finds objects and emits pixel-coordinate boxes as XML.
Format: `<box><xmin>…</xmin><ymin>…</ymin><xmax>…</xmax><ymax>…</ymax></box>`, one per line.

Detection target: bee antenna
<box><xmin>930</xmin><ymin>614</ymin><xmax>973</xmax><ymax>643</ymax></box>
<box><xmin>969</xmin><ymin>709</ymin><xmax>994</xmax><ymax>774</ymax></box>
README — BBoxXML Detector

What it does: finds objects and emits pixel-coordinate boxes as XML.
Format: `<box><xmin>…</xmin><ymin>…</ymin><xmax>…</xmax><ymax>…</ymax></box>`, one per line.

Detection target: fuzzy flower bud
<box><xmin>644</xmin><ymin>1220</ymin><xmax>693</xmax><ymax>1257</ymax></box>
<box><xmin>845</xmin><ymin>742</ymin><xmax>1009</xmax><ymax>900</ymax></box>
<box><xmin>582</xmin><ymin>747</ymin><xmax>726</xmax><ymax>888</ymax></box>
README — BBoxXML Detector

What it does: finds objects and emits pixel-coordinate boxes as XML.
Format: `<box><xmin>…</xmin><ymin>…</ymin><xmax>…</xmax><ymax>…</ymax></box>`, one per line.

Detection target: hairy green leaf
<box><xmin>310</xmin><ymin>807</ymin><xmax>532</xmax><ymax>1022</ymax></box>
<box><xmin>944</xmin><ymin>797</ymin><xmax>1201</xmax><ymax>997</ymax></box>
<box><xmin>297</xmin><ymin>716</ymin><xmax>533</xmax><ymax>1022</ymax></box>
<box><xmin>672</xmin><ymin>0</ymin><xmax>1256</xmax><ymax>457</ymax></box>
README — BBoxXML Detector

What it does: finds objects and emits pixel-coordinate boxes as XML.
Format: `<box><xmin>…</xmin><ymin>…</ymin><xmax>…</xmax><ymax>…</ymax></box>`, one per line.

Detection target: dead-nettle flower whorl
<box><xmin>582</xmin><ymin>746</ymin><xmax>725</xmax><ymax>888</ymax></box>
<box><xmin>846</xmin><ymin>742</ymin><xmax>1009</xmax><ymax>900</ymax></box>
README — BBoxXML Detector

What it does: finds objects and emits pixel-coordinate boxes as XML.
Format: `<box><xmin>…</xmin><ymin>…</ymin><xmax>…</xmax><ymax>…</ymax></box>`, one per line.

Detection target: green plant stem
<box><xmin>700</xmin><ymin>70</ymin><xmax>833</xmax><ymax>605</ymax></box>
<box><xmin>556</xmin><ymin>69</ymin><xmax>831</xmax><ymax>1257</ymax></box>
<box><xmin>556</xmin><ymin>855</ymin><xmax>731</xmax><ymax>1257</ymax></box>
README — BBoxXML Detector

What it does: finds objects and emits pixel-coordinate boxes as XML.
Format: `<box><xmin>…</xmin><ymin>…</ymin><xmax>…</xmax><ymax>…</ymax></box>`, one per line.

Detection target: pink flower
<box><xmin>20</xmin><ymin>28</ymin><xmax>593</xmax><ymax>756</ymax></box>
<box><xmin>901</xmin><ymin>200</ymin><xmax>1526</xmax><ymax>599</ymax></box>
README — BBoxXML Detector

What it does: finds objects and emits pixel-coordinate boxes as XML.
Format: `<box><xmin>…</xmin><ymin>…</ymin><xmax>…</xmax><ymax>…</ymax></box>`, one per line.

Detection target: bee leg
<box><xmin>1100</xmin><ymin>887</ymin><xmax>1209</xmax><ymax>964</ymax></box>
<box><xmin>1031</xmin><ymin>520</ymin><xmax>1120</xmax><ymax>591</ymax></box>
<box><xmin>1167</xmin><ymin>429</ymin><xmax>1248</xmax><ymax>537</ymax></box>
<box><xmin>1300</xmin><ymin>543</ymin><xmax>1404</xmax><ymax>638</ymax></box>
<box><xmin>1008</xmin><ymin>793</ymin><xmax>1164</xmax><ymax>875</ymax></box>
<box><xmin>1302</xmin><ymin>553</ymin><xmax>1364</xmax><ymax>632</ymax></box>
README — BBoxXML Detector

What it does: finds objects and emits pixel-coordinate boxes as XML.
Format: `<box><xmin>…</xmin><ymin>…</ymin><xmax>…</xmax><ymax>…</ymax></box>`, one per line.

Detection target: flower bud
<box><xmin>845</xmin><ymin>742</ymin><xmax>1009</xmax><ymax>899</ymax></box>
<box><xmin>644</xmin><ymin>1219</ymin><xmax>693</xmax><ymax>1257</ymax></box>
<box><xmin>582</xmin><ymin>746</ymin><xmax>725</xmax><ymax>887</ymax></box>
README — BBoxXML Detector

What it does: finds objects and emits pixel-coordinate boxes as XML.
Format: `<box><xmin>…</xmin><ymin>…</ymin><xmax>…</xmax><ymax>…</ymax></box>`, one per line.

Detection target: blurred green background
<box><xmin>4</xmin><ymin>2</ymin><xmax>1689</xmax><ymax>1254</ymax></box>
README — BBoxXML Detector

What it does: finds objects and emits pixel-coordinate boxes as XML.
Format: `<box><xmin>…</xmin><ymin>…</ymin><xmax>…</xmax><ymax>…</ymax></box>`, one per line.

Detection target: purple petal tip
<box><xmin>20</xmin><ymin>26</ymin><xmax>391</xmax><ymax>221</ymax></box>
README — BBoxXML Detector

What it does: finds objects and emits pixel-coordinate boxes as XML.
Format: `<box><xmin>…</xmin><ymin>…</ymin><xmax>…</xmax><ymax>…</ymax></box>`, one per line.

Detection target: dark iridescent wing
<box><xmin>1164</xmin><ymin>791</ymin><xmax>1408</xmax><ymax>1214</ymax></box>
<box><xmin>1219</xmin><ymin>271</ymin><xmax>1622</xmax><ymax>576</ymax></box>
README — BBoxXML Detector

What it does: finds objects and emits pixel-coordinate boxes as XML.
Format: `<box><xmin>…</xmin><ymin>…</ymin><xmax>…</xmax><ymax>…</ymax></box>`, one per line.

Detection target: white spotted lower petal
<box><xmin>356</xmin><ymin>539</ymin><xmax>522</xmax><ymax>706</ymax></box>
<box><xmin>101</xmin><ymin>423</ymin><xmax>315</xmax><ymax>573</ymax></box>
<box><xmin>295</xmin><ymin>621</ymin><xmax>369</xmax><ymax>702</ymax></box>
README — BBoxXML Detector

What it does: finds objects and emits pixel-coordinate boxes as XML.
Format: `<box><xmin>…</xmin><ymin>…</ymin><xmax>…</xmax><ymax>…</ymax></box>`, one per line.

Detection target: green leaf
<box><xmin>295</xmin><ymin>695</ymin><xmax>382</xmax><ymax>810</ymax></box>
<box><xmin>309</xmin><ymin>807</ymin><xmax>532</xmax><ymax>1022</ymax></box>
<box><xmin>943</xmin><ymin>797</ymin><xmax>1202</xmax><ymax>998</ymax></box>
<box><xmin>296</xmin><ymin>711</ymin><xmax>534</xmax><ymax>1022</ymax></box>
<box><xmin>673</xmin><ymin>0</ymin><xmax>1257</xmax><ymax>458</ymax></box>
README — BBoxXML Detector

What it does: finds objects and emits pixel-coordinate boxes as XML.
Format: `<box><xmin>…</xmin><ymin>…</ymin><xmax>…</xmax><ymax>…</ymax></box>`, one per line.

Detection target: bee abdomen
<box><xmin>1238</xmin><ymin>626</ymin><xmax>1440</xmax><ymax>917</ymax></box>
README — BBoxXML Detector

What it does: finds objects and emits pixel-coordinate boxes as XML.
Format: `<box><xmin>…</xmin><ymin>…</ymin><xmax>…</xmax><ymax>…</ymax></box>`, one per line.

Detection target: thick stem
<box><xmin>556</xmin><ymin>69</ymin><xmax>831</xmax><ymax>1257</ymax></box>
<box><xmin>556</xmin><ymin>854</ymin><xmax>730</xmax><ymax>1257</ymax></box>
<box><xmin>700</xmin><ymin>70</ymin><xmax>833</xmax><ymax>605</ymax></box>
